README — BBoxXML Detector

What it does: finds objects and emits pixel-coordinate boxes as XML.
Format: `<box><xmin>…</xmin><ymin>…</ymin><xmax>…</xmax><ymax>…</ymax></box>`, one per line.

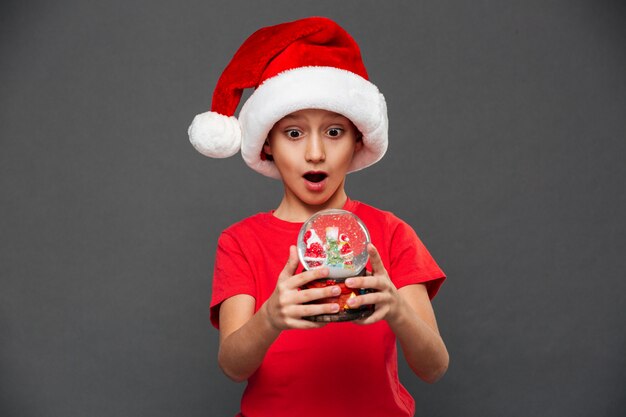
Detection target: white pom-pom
<box><xmin>188</xmin><ymin>112</ymin><xmax>242</xmax><ymax>158</ymax></box>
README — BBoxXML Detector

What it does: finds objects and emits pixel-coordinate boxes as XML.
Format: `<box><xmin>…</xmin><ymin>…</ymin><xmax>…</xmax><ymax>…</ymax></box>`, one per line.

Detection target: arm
<box><xmin>218</xmin><ymin>245</ymin><xmax>341</xmax><ymax>382</ymax></box>
<box><xmin>389</xmin><ymin>284</ymin><xmax>449</xmax><ymax>383</ymax></box>
<box><xmin>345</xmin><ymin>244</ymin><xmax>449</xmax><ymax>383</ymax></box>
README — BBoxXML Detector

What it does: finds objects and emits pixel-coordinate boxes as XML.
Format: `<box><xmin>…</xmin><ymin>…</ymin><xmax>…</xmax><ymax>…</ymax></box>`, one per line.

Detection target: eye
<box><xmin>327</xmin><ymin>127</ymin><xmax>343</xmax><ymax>138</ymax></box>
<box><xmin>285</xmin><ymin>129</ymin><xmax>302</xmax><ymax>139</ymax></box>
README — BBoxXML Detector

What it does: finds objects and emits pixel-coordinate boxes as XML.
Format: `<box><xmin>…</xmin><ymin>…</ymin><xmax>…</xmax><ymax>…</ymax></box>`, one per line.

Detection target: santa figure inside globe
<box><xmin>339</xmin><ymin>233</ymin><xmax>354</xmax><ymax>266</ymax></box>
<box><xmin>302</xmin><ymin>229</ymin><xmax>326</xmax><ymax>268</ymax></box>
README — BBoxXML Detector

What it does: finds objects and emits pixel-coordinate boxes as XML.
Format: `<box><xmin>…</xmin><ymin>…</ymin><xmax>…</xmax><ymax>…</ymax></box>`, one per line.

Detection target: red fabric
<box><xmin>210</xmin><ymin>199</ymin><xmax>445</xmax><ymax>417</ymax></box>
<box><xmin>212</xmin><ymin>17</ymin><xmax>368</xmax><ymax>116</ymax></box>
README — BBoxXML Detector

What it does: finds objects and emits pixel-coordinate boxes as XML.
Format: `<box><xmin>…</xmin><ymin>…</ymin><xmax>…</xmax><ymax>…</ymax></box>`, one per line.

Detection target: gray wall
<box><xmin>1</xmin><ymin>1</ymin><xmax>624</xmax><ymax>416</ymax></box>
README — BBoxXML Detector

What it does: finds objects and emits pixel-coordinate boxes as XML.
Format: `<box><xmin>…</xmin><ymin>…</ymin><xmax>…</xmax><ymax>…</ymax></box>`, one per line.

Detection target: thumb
<box><xmin>367</xmin><ymin>243</ymin><xmax>387</xmax><ymax>275</ymax></box>
<box><xmin>279</xmin><ymin>245</ymin><xmax>300</xmax><ymax>279</ymax></box>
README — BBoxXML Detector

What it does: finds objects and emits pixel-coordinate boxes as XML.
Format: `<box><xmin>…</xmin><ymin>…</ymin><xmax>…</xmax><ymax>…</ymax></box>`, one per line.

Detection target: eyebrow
<box><xmin>280</xmin><ymin>112</ymin><xmax>347</xmax><ymax>123</ymax></box>
<box><xmin>280</xmin><ymin>114</ymin><xmax>302</xmax><ymax>121</ymax></box>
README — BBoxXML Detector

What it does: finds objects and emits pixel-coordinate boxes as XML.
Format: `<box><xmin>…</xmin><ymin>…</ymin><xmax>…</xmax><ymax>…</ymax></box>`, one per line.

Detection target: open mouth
<box><xmin>303</xmin><ymin>172</ymin><xmax>328</xmax><ymax>183</ymax></box>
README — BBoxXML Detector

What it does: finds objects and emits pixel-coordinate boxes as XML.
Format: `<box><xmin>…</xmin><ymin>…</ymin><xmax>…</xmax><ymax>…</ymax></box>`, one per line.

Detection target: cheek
<box><xmin>336</xmin><ymin>143</ymin><xmax>358</xmax><ymax>165</ymax></box>
<box><xmin>272</xmin><ymin>149</ymin><xmax>299</xmax><ymax>172</ymax></box>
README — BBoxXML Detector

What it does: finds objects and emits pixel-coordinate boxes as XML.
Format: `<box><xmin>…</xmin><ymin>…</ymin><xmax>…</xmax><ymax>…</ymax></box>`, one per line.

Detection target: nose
<box><xmin>305</xmin><ymin>132</ymin><xmax>326</xmax><ymax>163</ymax></box>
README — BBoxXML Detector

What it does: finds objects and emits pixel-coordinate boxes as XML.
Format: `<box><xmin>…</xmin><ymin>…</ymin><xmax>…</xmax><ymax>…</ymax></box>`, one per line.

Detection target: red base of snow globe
<box><xmin>301</xmin><ymin>275</ymin><xmax>375</xmax><ymax>322</ymax></box>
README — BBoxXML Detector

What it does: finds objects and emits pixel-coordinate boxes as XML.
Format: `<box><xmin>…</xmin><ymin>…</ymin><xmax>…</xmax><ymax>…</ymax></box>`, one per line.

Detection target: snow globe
<box><xmin>297</xmin><ymin>209</ymin><xmax>374</xmax><ymax>322</ymax></box>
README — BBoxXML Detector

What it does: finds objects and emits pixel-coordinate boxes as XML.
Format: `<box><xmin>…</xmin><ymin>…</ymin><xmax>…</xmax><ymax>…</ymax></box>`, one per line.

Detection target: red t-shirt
<box><xmin>210</xmin><ymin>199</ymin><xmax>445</xmax><ymax>417</ymax></box>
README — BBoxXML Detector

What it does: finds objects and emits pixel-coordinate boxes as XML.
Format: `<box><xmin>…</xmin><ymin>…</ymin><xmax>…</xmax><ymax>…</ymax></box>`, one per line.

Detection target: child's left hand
<box><xmin>344</xmin><ymin>243</ymin><xmax>402</xmax><ymax>325</ymax></box>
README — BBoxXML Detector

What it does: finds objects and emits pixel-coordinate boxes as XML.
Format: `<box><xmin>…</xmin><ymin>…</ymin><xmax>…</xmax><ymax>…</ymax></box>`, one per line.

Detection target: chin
<box><xmin>304</xmin><ymin>191</ymin><xmax>342</xmax><ymax>208</ymax></box>
<box><xmin>301</xmin><ymin>195</ymin><xmax>330</xmax><ymax>207</ymax></box>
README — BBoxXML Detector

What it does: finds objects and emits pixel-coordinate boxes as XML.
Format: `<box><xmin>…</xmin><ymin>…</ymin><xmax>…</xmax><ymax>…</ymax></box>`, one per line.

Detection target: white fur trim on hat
<box><xmin>239</xmin><ymin>66</ymin><xmax>388</xmax><ymax>179</ymax></box>
<box><xmin>188</xmin><ymin>112</ymin><xmax>242</xmax><ymax>158</ymax></box>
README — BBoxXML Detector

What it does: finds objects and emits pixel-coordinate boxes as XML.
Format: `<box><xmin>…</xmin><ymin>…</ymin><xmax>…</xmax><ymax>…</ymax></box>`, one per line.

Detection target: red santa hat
<box><xmin>188</xmin><ymin>16</ymin><xmax>388</xmax><ymax>179</ymax></box>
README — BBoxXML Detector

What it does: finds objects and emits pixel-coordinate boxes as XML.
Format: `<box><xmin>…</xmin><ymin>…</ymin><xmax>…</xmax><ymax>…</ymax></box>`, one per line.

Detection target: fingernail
<box><xmin>331</xmin><ymin>286</ymin><xmax>341</xmax><ymax>295</ymax></box>
<box><xmin>331</xmin><ymin>304</ymin><xmax>340</xmax><ymax>312</ymax></box>
<box><xmin>347</xmin><ymin>296</ymin><xmax>357</xmax><ymax>306</ymax></box>
<box><xmin>345</xmin><ymin>278</ymin><xmax>354</xmax><ymax>287</ymax></box>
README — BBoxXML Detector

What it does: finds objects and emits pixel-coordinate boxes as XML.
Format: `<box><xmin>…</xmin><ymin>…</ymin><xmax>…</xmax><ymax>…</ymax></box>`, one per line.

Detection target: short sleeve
<box><xmin>209</xmin><ymin>231</ymin><xmax>256</xmax><ymax>328</ymax></box>
<box><xmin>388</xmin><ymin>219</ymin><xmax>446</xmax><ymax>299</ymax></box>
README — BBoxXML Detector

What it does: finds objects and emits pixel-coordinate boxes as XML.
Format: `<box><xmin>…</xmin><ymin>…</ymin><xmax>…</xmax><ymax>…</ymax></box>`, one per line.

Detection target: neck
<box><xmin>273</xmin><ymin>188</ymin><xmax>348</xmax><ymax>223</ymax></box>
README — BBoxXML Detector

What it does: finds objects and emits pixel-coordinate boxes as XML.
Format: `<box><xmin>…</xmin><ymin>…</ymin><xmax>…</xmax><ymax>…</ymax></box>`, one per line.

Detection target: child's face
<box><xmin>264</xmin><ymin>109</ymin><xmax>363</xmax><ymax>208</ymax></box>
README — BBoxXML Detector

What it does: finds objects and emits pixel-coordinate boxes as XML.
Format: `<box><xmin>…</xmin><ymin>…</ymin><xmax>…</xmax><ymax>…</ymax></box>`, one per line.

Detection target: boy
<box><xmin>189</xmin><ymin>17</ymin><xmax>448</xmax><ymax>417</ymax></box>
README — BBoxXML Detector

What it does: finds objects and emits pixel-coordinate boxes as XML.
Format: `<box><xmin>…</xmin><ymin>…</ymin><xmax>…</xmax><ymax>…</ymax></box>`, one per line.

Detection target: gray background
<box><xmin>1</xmin><ymin>0</ymin><xmax>625</xmax><ymax>416</ymax></box>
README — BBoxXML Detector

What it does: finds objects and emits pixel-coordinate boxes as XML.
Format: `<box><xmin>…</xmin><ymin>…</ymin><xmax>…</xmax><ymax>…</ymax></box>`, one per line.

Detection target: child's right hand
<box><xmin>262</xmin><ymin>245</ymin><xmax>340</xmax><ymax>330</ymax></box>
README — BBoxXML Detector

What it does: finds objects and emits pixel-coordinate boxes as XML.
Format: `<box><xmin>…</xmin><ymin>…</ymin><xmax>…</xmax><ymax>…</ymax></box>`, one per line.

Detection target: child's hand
<box><xmin>262</xmin><ymin>245</ymin><xmax>341</xmax><ymax>330</ymax></box>
<box><xmin>344</xmin><ymin>243</ymin><xmax>402</xmax><ymax>325</ymax></box>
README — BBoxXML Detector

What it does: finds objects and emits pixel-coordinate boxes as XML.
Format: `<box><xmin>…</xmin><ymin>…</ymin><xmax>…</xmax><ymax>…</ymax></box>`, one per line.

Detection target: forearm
<box><xmin>387</xmin><ymin>296</ymin><xmax>449</xmax><ymax>383</ymax></box>
<box><xmin>218</xmin><ymin>303</ymin><xmax>281</xmax><ymax>382</ymax></box>
<box><xmin>217</xmin><ymin>250</ymin><xmax>338</xmax><ymax>382</ymax></box>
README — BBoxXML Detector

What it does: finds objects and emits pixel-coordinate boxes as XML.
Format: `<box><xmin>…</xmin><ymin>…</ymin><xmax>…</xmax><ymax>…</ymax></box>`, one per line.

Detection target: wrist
<box><xmin>259</xmin><ymin>300</ymin><xmax>284</xmax><ymax>336</ymax></box>
<box><xmin>385</xmin><ymin>293</ymin><xmax>411</xmax><ymax>329</ymax></box>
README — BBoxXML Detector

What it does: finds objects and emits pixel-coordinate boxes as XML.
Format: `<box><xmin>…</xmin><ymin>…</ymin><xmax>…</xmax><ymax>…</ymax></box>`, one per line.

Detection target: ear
<box><xmin>354</xmin><ymin>133</ymin><xmax>364</xmax><ymax>153</ymax></box>
<box><xmin>261</xmin><ymin>138</ymin><xmax>275</xmax><ymax>162</ymax></box>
